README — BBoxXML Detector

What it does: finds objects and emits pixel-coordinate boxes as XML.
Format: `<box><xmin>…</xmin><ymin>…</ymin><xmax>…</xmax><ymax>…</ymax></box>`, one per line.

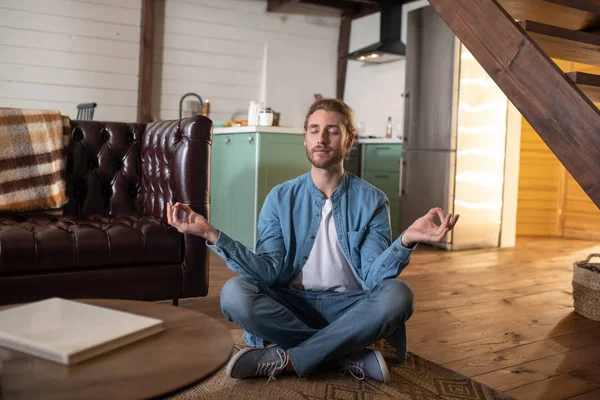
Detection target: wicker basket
<box><xmin>573</xmin><ymin>254</ymin><xmax>600</xmax><ymax>321</ymax></box>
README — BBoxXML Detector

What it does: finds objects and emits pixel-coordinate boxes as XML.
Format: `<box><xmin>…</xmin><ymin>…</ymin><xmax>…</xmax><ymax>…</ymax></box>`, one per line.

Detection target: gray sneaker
<box><xmin>338</xmin><ymin>348</ymin><xmax>390</xmax><ymax>382</ymax></box>
<box><xmin>226</xmin><ymin>346</ymin><xmax>289</xmax><ymax>382</ymax></box>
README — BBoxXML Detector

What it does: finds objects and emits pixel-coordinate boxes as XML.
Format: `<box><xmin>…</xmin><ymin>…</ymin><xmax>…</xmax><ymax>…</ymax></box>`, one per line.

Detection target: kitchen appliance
<box><xmin>347</xmin><ymin>1</ymin><xmax>405</xmax><ymax>64</ymax></box>
<box><xmin>400</xmin><ymin>5</ymin><xmax>509</xmax><ymax>250</ymax></box>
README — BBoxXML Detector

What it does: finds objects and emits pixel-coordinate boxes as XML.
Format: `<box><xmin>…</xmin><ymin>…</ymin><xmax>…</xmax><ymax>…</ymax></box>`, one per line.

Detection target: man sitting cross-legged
<box><xmin>167</xmin><ymin>98</ymin><xmax>459</xmax><ymax>382</ymax></box>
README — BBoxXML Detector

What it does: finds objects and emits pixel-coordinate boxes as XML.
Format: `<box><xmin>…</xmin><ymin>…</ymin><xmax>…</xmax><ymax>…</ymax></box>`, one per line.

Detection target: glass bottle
<box><xmin>385</xmin><ymin>117</ymin><xmax>392</xmax><ymax>138</ymax></box>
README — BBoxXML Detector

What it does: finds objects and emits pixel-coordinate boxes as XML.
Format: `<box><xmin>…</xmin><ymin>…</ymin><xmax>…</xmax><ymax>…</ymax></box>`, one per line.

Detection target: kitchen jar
<box><xmin>259</xmin><ymin>108</ymin><xmax>274</xmax><ymax>126</ymax></box>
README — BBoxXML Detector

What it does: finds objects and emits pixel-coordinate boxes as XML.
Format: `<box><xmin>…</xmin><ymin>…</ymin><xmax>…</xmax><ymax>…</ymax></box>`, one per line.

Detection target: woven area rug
<box><xmin>167</xmin><ymin>330</ymin><xmax>513</xmax><ymax>400</ymax></box>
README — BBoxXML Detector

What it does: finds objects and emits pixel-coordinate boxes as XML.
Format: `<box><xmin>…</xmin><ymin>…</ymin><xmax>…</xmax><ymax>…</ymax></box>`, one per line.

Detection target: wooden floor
<box><xmin>175</xmin><ymin>236</ymin><xmax>600</xmax><ymax>400</ymax></box>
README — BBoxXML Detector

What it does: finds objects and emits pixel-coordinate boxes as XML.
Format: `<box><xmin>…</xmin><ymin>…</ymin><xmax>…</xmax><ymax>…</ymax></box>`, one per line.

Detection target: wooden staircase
<box><xmin>567</xmin><ymin>71</ymin><xmax>600</xmax><ymax>102</ymax></box>
<box><xmin>428</xmin><ymin>0</ymin><xmax>600</xmax><ymax>208</ymax></box>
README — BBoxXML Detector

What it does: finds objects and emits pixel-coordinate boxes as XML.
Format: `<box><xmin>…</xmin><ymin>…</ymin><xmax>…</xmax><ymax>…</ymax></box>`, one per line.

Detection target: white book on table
<box><xmin>0</xmin><ymin>298</ymin><xmax>164</xmax><ymax>365</ymax></box>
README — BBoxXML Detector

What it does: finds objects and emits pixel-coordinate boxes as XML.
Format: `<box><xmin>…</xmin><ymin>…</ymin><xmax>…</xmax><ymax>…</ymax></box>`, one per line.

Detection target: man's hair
<box><xmin>303</xmin><ymin>98</ymin><xmax>356</xmax><ymax>135</ymax></box>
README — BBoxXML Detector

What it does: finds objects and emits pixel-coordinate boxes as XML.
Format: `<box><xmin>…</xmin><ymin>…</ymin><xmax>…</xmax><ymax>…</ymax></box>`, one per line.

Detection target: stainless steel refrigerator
<box><xmin>400</xmin><ymin>5</ymin><xmax>509</xmax><ymax>250</ymax></box>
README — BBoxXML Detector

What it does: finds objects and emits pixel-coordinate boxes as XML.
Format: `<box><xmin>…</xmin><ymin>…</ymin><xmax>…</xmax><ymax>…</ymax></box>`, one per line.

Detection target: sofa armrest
<box><xmin>140</xmin><ymin>115</ymin><xmax>213</xmax><ymax>297</ymax></box>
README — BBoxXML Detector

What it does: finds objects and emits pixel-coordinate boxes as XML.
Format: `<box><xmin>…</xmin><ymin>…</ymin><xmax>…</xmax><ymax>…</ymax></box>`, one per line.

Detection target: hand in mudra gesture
<box><xmin>166</xmin><ymin>202</ymin><xmax>219</xmax><ymax>243</ymax></box>
<box><xmin>402</xmin><ymin>207</ymin><xmax>459</xmax><ymax>247</ymax></box>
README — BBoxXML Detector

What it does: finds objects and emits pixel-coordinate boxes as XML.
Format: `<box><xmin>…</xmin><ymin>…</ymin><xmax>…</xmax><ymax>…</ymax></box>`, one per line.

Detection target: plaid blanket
<box><xmin>0</xmin><ymin>108</ymin><xmax>70</xmax><ymax>212</ymax></box>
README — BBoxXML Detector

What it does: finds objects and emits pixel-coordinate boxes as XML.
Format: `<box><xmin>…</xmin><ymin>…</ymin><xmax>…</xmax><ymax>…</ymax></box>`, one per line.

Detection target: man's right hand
<box><xmin>167</xmin><ymin>202</ymin><xmax>219</xmax><ymax>244</ymax></box>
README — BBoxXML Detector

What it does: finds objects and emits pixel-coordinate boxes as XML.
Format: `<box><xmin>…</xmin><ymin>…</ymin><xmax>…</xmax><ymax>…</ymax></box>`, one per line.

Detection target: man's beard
<box><xmin>306</xmin><ymin>146</ymin><xmax>346</xmax><ymax>169</ymax></box>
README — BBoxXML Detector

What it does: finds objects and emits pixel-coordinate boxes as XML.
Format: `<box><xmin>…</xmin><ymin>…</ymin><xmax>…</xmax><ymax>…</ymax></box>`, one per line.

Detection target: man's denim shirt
<box><xmin>208</xmin><ymin>171</ymin><xmax>417</xmax><ymax>290</ymax></box>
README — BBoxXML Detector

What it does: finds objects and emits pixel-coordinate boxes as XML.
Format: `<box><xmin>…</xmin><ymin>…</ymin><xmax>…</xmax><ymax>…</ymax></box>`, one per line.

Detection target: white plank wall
<box><xmin>152</xmin><ymin>0</ymin><xmax>340</xmax><ymax>127</ymax></box>
<box><xmin>0</xmin><ymin>0</ymin><xmax>339</xmax><ymax>126</ymax></box>
<box><xmin>0</xmin><ymin>0</ymin><xmax>141</xmax><ymax>122</ymax></box>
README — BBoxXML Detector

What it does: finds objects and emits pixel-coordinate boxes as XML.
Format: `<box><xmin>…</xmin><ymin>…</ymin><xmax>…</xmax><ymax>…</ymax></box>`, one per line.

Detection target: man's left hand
<box><xmin>401</xmin><ymin>208</ymin><xmax>459</xmax><ymax>247</ymax></box>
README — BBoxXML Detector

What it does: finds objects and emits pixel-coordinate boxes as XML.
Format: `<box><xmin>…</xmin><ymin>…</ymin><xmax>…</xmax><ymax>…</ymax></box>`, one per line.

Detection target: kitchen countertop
<box><xmin>356</xmin><ymin>138</ymin><xmax>403</xmax><ymax>144</ymax></box>
<box><xmin>213</xmin><ymin>127</ymin><xmax>404</xmax><ymax>144</ymax></box>
<box><xmin>213</xmin><ymin>126</ymin><xmax>303</xmax><ymax>135</ymax></box>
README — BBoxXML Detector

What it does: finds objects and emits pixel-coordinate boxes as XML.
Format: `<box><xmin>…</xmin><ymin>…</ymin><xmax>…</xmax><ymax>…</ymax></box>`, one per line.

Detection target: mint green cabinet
<box><xmin>210</xmin><ymin>135</ymin><xmax>234</xmax><ymax>237</ymax></box>
<box><xmin>363</xmin><ymin>144</ymin><xmax>402</xmax><ymax>172</ymax></box>
<box><xmin>231</xmin><ymin>134</ymin><xmax>257</xmax><ymax>250</ymax></box>
<box><xmin>210</xmin><ymin>131</ymin><xmax>310</xmax><ymax>249</ymax></box>
<box><xmin>361</xmin><ymin>171</ymin><xmax>400</xmax><ymax>199</ymax></box>
<box><xmin>361</xmin><ymin>143</ymin><xmax>403</xmax><ymax>238</ymax></box>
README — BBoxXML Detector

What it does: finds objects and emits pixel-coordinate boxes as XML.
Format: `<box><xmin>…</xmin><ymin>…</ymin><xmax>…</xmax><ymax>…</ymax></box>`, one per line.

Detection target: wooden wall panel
<box><xmin>516</xmin><ymin>58</ymin><xmax>567</xmax><ymax>236</ymax></box>
<box><xmin>564</xmin><ymin>170</ymin><xmax>600</xmax><ymax>240</ymax></box>
<box><xmin>516</xmin><ymin>117</ymin><xmax>564</xmax><ymax>236</ymax></box>
<box><xmin>517</xmin><ymin>59</ymin><xmax>600</xmax><ymax>238</ymax></box>
<box><xmin>563</xmin><ymin>60</ymin><xmax>600</xmax><ymax>240</ymax></box>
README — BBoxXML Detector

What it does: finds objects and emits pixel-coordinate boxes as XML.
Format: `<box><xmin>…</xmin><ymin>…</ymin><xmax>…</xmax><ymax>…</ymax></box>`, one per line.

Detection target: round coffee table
<box><xmin>0</xmin><ymin>299</ymin><xmax>233</xmax><ymax>399</ymax></box>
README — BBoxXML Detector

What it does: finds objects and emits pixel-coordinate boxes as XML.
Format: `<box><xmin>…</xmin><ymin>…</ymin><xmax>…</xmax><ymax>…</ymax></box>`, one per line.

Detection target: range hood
<box><xmin>347</xmin><ymin>2</ymin><xmax>405</xmax><ymax>64</ymax></box>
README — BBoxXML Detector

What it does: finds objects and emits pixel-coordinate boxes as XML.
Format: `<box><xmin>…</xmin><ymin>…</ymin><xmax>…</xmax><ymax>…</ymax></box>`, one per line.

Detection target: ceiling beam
<box><xmin>351</xmin><ymin>4</ymin><xmax>380</xmax><ymax>19</ymax></box>
<box><xmin>267</xmin><ymin>0</ymin><xmax>379</xmax><ymax>15</ymax></box>
<box><xmin>267</xmin><ymin>0</ymin><xmax>301</xmax><ymax>12</ymax></box>
<box><xmin>300</xmin><ymin>0</ymin><xmax>362</xmax><ymax>13</ymax></box>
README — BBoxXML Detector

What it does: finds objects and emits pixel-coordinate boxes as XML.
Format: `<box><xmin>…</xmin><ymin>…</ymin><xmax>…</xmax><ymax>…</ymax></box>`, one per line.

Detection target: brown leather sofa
<box><xmin>0</xmin><ymin>116</ymin><xmax>212</xmax><ymax>305</ymax></box>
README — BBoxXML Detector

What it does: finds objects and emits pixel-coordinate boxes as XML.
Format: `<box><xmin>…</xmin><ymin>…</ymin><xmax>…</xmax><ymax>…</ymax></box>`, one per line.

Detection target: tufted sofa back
<box><xmin>64</xmin><ymin>120</ymin><xmax>146</xmax><ymax>217</ymax></box>
<box><xmin>64</xmin><ymin>116</ymin><xmax>212</xmax><ymax>222</ymax></box>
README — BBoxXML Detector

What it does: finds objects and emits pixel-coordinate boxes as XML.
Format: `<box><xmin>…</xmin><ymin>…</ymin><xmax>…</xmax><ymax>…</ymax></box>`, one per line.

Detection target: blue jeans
<box><xmin>220</xmin><ymin>276</ymin><xmax>415</xmax><ymax>377</ymax></box>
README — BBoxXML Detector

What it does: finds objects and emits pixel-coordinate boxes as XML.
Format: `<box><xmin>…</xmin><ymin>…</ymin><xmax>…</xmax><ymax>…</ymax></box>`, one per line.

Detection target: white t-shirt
<box><xmin>290</xmin><ymin>199</ymin><xmax>363</xmax><ymax>292</ymax></box>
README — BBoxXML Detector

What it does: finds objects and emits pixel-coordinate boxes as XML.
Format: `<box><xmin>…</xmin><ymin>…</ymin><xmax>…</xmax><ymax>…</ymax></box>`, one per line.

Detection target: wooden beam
<box><xmin>427</xmin><ymin>0</ymin><xmax>600</xmax><ymax>208</ymax></box>
<box><xmin>497</xmin><ymin>0</ymin><xmax>600</xmax><ymax>31</ymax></box>
<box><xmin>518</xmin><ymin>20</ymin><xmax>600</xmax><ymax>65</ymax></box>
<box><xmin>567</xmin><ymin>72</ymin><xmax>600</xmax><ymax>103</ymax></box>
<box><xmin>137</xmin><ymin>0</ymin><xmax>155</xmax><ymax>124</ymax></box>
<box><xmin>350</xmin><ymin>3</ymin><xmax>380</xmax><ymax>19</ymax></box>
<box><xmin>344</xmin><ymin>0</ymin><xmax>378</xmax><ymax>4</ymax></box>
<box><xmin>550</xmin><ymin>0</ymin><xmax>600</xmax><ymax>14</ymax></box>
<box><xmin>337</xmin><ymin>13</ymin><xmax>351</xmax><ymax>100</ymax></box>
<box><xmin>301</xmin><ymin>0</ymin><xmax>361</xmax><ymax>13</ymax></box>
<box><xmin>267</xmin><ymin>0</ymin><xmax>379</xmax><ymax>16</ymax></box>
<box><xmin>267</xmin><ymin>0</ymin><xmax>301</xmax><ymax>12</ymax></box>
